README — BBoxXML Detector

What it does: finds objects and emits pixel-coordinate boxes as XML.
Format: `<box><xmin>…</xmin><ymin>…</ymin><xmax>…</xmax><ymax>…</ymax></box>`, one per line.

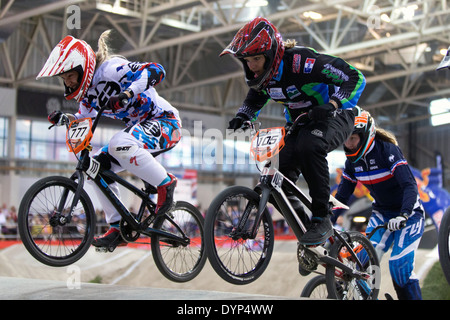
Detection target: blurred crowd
<box><xmin>0</xmin><ymin>203</ymin><xmax>18</xmax><ymax>238</ymax></box>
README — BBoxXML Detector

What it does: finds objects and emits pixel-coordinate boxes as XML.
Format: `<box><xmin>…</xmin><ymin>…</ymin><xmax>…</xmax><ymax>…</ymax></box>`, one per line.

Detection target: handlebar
<box><xmin>366</xmin><ymin>220</ymin><xmax>407</xmax><ymax>239</ymax></box>
<box><xmin>242</xmin><ymin>111</ymin><xmax>310</xmax><ymax>139</ymax></box>
<box><xmin>48</xmin><ymin>105</ymin><xmax>108</xmax><ymax>132</ymax></box>
<box><xmin>285</xmin><ymin>112</ymin><xmax>310</xmax><ymax>138</ymax></box>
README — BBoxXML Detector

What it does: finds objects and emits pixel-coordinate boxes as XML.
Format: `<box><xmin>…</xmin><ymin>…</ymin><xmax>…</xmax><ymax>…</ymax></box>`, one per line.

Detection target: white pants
<box><xmin>89</xmin><ymin>117</ymin><xmax>181</xmax><ymax>223</ymax></box>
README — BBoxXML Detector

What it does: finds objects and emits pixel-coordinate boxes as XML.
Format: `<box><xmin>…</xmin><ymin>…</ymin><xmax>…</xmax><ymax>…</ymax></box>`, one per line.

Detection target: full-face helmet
<box><xmin>37</xmin><ymin>35</ymin><xmax>96</xmax><ymax>102</ymax></box>
<box><xmin>220</xmin><ymin>17</ymin><xmax>284</xmax><ymax>92</ymax></box>
<box><xmin>345</xmin><ymin>107</ymin><xmax>376</xmax><ymax>163</ymax></box>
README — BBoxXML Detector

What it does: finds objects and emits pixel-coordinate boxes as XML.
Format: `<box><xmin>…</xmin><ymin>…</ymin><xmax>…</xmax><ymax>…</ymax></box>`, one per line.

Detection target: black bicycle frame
<box><xmin>62</xmin><ymin>106</ymin><xmax>189</xmax><ymax>246</ymax></box>
<box><xmin>237</xmin><ymin>158</ymin><xmax>369</xmax><ymax>279</ymax></box>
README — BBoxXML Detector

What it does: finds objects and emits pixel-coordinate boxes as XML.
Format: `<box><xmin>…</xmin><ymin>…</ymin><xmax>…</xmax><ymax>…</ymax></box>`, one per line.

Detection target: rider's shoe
<box><xmin>92</xmin><ymin>227</ymin><xmax>127</xmax><ymax>250</ymax></box>
<box><xmin>156</xmin><ymin>173</ymin><xmax>177</xmax><ymax>215</ymax></box>
<box><xmin>299</xmin><ymin>216</ymin><xmax>333</xmax><ymax>246</ymax></box>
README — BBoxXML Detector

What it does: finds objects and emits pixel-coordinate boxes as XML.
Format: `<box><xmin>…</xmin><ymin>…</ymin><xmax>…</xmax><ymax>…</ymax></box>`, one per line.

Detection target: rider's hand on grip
<box><xmin>48</xmin><ymin>110</ymin><xmax>69</xmax><ymax>127</ymax></box>
<box><xmin>228</xmin><ymin>115</ymin><xmax>247</xmax><ymax>131</ymax></box>
<box><xmin>308</xmin><ymin>103</ymin><xmax>336</xmax><ymax>121</ymax></box>
<box><xmin>106</xmin><ymin>92</ymin><xmax>129</xmax><ymax>112</ymax></box>
<box><xmin>387</xmin><ymin>215</ymin><xmax>408</xmax><ymax>231</ymax></box>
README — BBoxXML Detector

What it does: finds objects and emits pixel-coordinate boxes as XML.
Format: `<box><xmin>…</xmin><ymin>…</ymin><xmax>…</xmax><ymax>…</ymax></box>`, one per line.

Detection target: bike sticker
<box><xmin>86</xmin><ymin>157</ymin><xmax>101</xmax><ymax>179</ymax></box>
<box><xmin>271</xmin><ymin>170</ymin><xmax>283</xmax><ymax>190</ymax></box>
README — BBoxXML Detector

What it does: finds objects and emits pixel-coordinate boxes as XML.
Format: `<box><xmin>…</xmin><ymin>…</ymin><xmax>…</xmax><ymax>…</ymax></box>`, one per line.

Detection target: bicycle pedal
<box><xmin>95</xmin><ymin>246</ymin><xmax>117</xmax><ymax>253</ymax></box>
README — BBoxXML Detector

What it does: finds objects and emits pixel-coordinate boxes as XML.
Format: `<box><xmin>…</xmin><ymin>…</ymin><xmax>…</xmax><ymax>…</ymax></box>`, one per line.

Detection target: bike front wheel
<box><xmin>151</xmin><ymin>201</ymin><xmax>206</xmax><ymax>282</ymax></box>
<box><xmin>18</xmin><ymin>176</ymin><xmax>96</xmax><ymax>267</ymax></box>
<box><xmin>204</xmin><ymin>186</ymin><xmax>274</xmax><ymax>285</ymax></box>
<box><xmin>325</xmin><ymin>231</ymin><xmax>380</xmax><ymax>300</ymax></box>
<box><xmin>438</xmin><ymin>206</ymin><xmax>450</xmax><ymax>285</ymax></box>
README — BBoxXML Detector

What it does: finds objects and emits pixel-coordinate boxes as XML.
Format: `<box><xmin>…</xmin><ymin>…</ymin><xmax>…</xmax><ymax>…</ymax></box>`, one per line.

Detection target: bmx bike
<box><xmin>204</xmin><ymin>113</ymin><xmax>381</xmax><ymax>299</ymax></box>
<box><xmin>18</xmin><ymin>106</ymin><xmax>206</xmax><ymax>283</ymax></box>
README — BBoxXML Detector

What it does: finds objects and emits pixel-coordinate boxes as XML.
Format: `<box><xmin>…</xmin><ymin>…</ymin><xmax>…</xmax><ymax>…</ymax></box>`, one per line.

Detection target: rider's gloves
<box><xmin>308</xmin><ymin>103</ymin><xmax>336</xmax><ymax>121</ymax></box>
<box><xmin>106</xmin><ymin>92</ymin><xmax>129</xmax><ymax>112</ymax></box>
<box><xmin>387</xmin><ymin>214</ymin><xmax>408</xmax><ymax>231</ymax></box>
<box><xmin>48</xmin><ymin>110</ymin><xmax>69</xmax><ymax>126</ymax></box>
<box><xmin>228</xmin><ymin>114</ymin><xmax>248</xmax><ymax>131</ymax></box>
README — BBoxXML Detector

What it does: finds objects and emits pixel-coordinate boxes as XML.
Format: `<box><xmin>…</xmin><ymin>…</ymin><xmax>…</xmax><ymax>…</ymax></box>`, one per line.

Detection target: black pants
<box><xmin>278</xmin><ymin>109</ymin><xmax>355</xmax><ymax>218</ymax></box>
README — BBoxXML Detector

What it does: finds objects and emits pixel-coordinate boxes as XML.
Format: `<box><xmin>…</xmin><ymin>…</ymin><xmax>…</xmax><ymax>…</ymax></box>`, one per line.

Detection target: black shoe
<box><xmin>299</xmin><ymin>216</ymin><xmax>333</xmax><ymax>246</ymax></box>
<box><xmin>92</xmin><ymin>227</ymin><xmax>127</xmax><ymax>251</ymax></box>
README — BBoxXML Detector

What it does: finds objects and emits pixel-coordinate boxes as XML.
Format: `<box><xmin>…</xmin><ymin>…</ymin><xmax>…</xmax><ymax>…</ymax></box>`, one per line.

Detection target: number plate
<box><xmin>66</xmin><ymin>118</ymin><xmax>93</xmax><ymax>154</ymax></box>
<box><xmin>250</xmin><ymin>127</ymin><xmax>285</xmax><ymax>162</ymax></box>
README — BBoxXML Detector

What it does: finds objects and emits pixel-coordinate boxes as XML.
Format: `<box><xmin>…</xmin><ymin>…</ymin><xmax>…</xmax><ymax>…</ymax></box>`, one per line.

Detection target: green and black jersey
<box><xmin>236</xmin><ymin>46</ymin><xmax>366</xmax><ymax>123</ymax></box>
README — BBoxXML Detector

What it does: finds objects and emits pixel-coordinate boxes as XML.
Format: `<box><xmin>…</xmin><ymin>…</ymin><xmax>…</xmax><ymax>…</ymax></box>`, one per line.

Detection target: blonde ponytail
<box><xmin>283</xmin><ymin>39</ymin><xmax>297</xmax><ymax>49</ymax></box>
<box><xmin>95</xmin><ymin>30</ymin><xmax>125</xmax><ymax>68</ymax></box>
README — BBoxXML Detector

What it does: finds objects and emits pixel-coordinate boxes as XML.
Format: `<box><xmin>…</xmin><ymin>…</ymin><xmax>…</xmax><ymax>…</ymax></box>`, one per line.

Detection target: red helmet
<box><xmin>345</xmin><ymin>107</ymin><xmax>376</xmax><ymax>163</ymax></box>
<box><xmin>37</xmin><ymin>35</ymin><xmax>96</xmax><ymax>102</ymax></box>
<box><xmin>220</xmin><ymin>17</ymin><xmax>284</xmax><ymax>91</ymax></box>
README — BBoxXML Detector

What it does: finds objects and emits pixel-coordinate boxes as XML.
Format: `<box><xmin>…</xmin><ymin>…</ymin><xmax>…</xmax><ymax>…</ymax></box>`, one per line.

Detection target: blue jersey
<box><xmin>335</xmin><ymin>139</ymin><xmax>421</xmax><ymax>216</ymax></box>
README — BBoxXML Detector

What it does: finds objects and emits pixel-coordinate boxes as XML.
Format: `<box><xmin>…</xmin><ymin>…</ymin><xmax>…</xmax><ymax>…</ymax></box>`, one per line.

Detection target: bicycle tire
<box><xmin>151</xmin><ymin>201</ymin><xmax>206</xmax><ymax>282</ymax></box>
<box><xmin>301</xmin><ymin>275</ymin><xmax>330</xmax><ymax>299</ymax></box>
<box><xmin>204</xmin><ymin>186</ymin><xmax>274</xmax><ymax>285</ymax></box>
<box><xmin>325</xmin><ymin>231</ymin><xmax>380</xmax><ymax>300</ymax></box>
<box><xmin>438</xmin><ymin>206</ymin><xmax>450</xmax><ymax>285</ymax></box>
<box><xmin>18</xmin><ymin>176</ymin><xmax>96</xmax><ymax>267</ymax></box>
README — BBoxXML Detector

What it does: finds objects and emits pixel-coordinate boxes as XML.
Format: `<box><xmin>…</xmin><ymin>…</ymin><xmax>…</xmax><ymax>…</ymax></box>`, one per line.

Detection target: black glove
<box><xmin>228</xmin><ymin>115</ymin><xmax>247</xmax><ymax>131</ymax></box>
<box><xmin>308</xmin><ymin>103</ymin><xmax>336</xmax><ymax>121</ymax></box>
<box><xmin>107</xmin><ymin>92</ymin><xmax>129</xmax><ymax>111</ymax></box>
<box><xmin>48</xmin><ymin>110</ymin><xmax>69</xmax><ymax>126</ymax></box>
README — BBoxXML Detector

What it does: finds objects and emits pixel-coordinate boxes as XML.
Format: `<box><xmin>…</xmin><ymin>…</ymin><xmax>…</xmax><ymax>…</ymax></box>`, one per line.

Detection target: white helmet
<box><xmin>37</xmin><ymin>35</ymin><xmax>96</xmax><ymax>102</ymax></box>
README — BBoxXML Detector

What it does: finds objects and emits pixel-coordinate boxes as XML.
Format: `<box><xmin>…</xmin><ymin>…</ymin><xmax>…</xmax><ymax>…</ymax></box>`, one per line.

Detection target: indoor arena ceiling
<box><xmin>1</xmin><ymin>0</ymin><xmax>450</xmax><ymax>132</ymax></box>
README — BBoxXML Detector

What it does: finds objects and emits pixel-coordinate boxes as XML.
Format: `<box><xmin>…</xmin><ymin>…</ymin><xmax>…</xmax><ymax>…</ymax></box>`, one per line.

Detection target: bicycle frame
<box><xmin>60</xmin><ymin>106</ymin><xmax>189</xmax><ymax>246</ymax></box>
<box><xmin>235</xmin><ymin>116</ymin><xmax>372</xmax><ymax>280</ymax></box>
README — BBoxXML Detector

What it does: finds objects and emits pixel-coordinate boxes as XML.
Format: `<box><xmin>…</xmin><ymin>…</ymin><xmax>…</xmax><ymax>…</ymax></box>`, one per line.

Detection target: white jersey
<box><xmin>74</xmin><ymin>57</ymin><xmax>179</xmax><ymax>126</ymax></box>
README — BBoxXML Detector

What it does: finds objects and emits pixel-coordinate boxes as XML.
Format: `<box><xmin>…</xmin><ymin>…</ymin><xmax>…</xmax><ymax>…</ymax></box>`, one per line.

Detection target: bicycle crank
<box><xmin>297</xmin><ymin>243</ymin><xmax>319</xmax><ymax>273</ymax></box>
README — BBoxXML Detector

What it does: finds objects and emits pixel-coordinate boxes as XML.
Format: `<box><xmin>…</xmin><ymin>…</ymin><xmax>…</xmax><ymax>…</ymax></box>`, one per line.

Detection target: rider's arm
<box><xmin>311</xmin><ymin>48</ymin><xmax>366</xmax><ymax>110</ymax></box>
<box><xmin>123</xmin><ymin>62</ymin><xmax>166</xmax><ymax>98</ymax></box>
<box><xmin>335</xmin><ymin>161</ymin><xmax>358</xmax><ymax>205</ymax></box>
<box><xmin>235</xmin><ymin>88</ymin><xmax>271</xmax><ymax>121</ymax></box>
<box><xmin>72</xmin><ymin>100</ymin><xmax>98</xmax><ymax>120</ymax></box>
<box><xmin>388</xmin><ymin>146</ymin><xmax>419</xmax><ymax>216</ymax></box>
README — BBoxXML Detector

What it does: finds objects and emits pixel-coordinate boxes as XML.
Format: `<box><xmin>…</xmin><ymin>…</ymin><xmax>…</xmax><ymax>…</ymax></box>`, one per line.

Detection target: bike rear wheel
<box><xmin>151</xmin><ymin>201</ymin><xmax>206</xmax><ymax>282</ymax></box>
<box><xmin>18</xmin><ymin>176</ymin><xmax>95</xmax><ymax>267</ymax></box>
<box><xmin>438</xmin><ymin>206</ymin><xmax>450</xmax><ymax>285</ymax></box>
<box><xmin>204</xmin><ymin>186</ymin><xmax>274</xmax><ymax>285</ymax></box>
<box><xmin>325</xmin><ymin>231</ymin><xmax>380</xmax><ymax>300</ymax></box>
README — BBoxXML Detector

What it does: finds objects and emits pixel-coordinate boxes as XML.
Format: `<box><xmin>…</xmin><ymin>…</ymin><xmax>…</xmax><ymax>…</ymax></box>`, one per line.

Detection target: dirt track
<box><xmin>0</xmin><ymin>241</ymin><xmax>438</xmax><ymax>299</ymax></box>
